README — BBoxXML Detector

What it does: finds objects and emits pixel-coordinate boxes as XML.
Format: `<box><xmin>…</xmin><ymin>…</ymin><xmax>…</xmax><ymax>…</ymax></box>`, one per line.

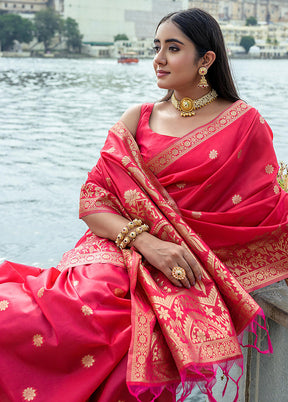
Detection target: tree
<box><xmin>0</xmin><ymin>14</ymin><xmax>33</xmax><ymax>51</ymax></box>
<box><xmin>34</xmin><ymin>8</ymin><xmax>60</xmax><ymax>53</ymax></box>
<box><xmin>245</xmin><ymin>16</ymin><xmax>257</xmax><ymax>26</ymax></box>
<box><xmin>114</xmin><ymin>33</ymin><xmax>129</xmax><ymax>41</ymax></box>
<box><xmin>240</xmin><ymin>36</ymin><xmax>255</xmax><ymax>53</ymax></box>
<box><xmin>64</xmin><ymin>17</ymin><xmax>83</xmax><ymax>53</ymax></box>
<box><xmin>57</xmin><ymin>16</ymin><xmax>65</xmax><ymax>44</ymax></box>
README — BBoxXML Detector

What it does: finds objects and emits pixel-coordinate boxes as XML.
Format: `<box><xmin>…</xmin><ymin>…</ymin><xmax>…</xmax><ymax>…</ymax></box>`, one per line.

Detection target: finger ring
<box><xmin>171</xmin><ymin>266</ymin><xmax>186</xmax><ymax>280</ymax></box>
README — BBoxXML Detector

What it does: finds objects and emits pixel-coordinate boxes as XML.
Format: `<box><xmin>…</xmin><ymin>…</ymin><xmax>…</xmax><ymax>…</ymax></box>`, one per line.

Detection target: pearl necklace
<box><xmin>171</xmin><ymin>89</ymin><xmax>218</xmax><ymax>117</ymax></box>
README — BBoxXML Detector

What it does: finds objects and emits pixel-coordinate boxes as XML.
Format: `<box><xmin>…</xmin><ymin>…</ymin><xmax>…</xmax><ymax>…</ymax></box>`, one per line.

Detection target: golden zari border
<box><xmin>109</xmin><ymin>122</ymin><xmax>182</xmax><ymax>215</ymax></box>
<box><xmin>147</xmin><ymin>100</ymin><xmax>251</xmax><ymax>175</ymax></box>
<box><xmin>56</xmin><ymin>232</ymin><xmax>124</xmax><ymax>271</ymax></box>
<box><xmin>214</xmin><ymin>226</ymin><xmax>288</xmax><ymax>293</ymax></box>
<box><xmin>79</xmin><ymin>183</ymin><xmax>124</xmax><ymax>217</ymax></box>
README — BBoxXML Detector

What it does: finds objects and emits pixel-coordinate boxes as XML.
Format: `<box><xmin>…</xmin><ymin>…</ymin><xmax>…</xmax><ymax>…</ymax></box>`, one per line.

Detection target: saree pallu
<box><xmin>1</xmin><ymin>100</ymin><xmax>288</xmax><ymax>402</ymax></box>
<box><xmin>74</xmin><ymin>101</ymin><xmax>288</xmax><ymax>400</ymax></box>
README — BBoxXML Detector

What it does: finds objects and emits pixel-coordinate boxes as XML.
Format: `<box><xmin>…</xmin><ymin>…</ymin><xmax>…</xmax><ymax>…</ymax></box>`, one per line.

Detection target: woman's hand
<box><xmin>132</xmin><ymin>232</ymin><xmax>202</xmax><ymax>288</ymax></box>
<box><xmin>82</xmin><ymin>213</ymin><xmax>202</xmax><ymax>288</ymax></box>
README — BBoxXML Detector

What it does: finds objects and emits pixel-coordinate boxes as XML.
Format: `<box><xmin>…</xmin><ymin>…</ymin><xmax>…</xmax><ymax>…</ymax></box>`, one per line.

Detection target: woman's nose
<box><xmin>154</xmin><ymin>50</ymin><xmax>167</xmax><ymax>66</ymax></box>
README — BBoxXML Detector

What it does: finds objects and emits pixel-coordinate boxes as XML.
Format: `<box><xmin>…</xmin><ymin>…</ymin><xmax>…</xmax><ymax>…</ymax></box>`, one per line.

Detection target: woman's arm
<box><xmin>82</xmin><ymin>213</ymin><xmax>131</xmax><ymax>242</ymax></box>
<box><xmin>82</xmin><ymin>213</ymin><xmax>202</xmax><ymax>288</ymax></box>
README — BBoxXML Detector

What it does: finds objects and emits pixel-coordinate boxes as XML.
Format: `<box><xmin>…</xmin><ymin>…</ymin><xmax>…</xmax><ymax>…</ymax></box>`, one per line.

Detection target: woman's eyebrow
<box><xmin>153</xmin><ymin>38</ymin><xmax>184</xmax><ymax>45</ymax></box>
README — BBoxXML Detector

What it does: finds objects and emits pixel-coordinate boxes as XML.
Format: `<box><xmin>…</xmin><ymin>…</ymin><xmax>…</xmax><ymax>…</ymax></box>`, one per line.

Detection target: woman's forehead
<box><xmin>155</xmin><ymin>20</ymin><xmax>194</xmax><ymax>46</ymax></box>
<box><xmin>155</xmin><ymin>21</ymin><xmax>183</xmax><ymax>39</ymax></box>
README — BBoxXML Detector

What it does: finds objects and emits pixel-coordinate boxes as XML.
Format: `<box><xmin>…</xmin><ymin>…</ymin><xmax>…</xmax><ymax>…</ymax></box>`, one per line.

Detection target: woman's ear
<box><xmin>201</xmin><ymin>51</ymin><xmax>216</xmax><ymax>69</ymax></box>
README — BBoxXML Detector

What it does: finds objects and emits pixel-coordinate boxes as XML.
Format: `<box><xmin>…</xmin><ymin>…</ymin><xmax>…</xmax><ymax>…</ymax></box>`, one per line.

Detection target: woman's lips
<box><xmin>156</xmin><ymin>70</ymin><xmax>170</xmax><ymax>77</ymax></box>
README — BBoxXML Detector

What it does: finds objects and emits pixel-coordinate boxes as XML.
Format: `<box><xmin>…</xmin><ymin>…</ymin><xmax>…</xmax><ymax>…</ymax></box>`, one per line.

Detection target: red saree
<box><xmin>1</xmin><ymin>100</ymin><xmax>288</xmax><ymax>402</ymax></box>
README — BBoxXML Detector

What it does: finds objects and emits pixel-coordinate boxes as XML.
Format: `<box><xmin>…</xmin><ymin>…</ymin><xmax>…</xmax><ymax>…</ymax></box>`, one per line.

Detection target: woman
<box><xmin>1</xmin><ymin>8</ymin><xmax>288</xmax><ymax>402</ymax></box>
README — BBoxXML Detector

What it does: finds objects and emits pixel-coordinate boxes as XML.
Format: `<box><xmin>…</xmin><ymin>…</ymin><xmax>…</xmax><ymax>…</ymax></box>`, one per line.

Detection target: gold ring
<box><xmin>171</xmin><ymin>266</ymin><xmax>186</xmax><ymax>280</ymax></box>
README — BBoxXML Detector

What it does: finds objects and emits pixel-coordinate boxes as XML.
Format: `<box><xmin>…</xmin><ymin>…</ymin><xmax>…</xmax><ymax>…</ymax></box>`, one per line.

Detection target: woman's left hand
<box><xmin>132</xmin><ymin>232</ymin><xmax>202</xmax><ymax>288</ymax></box>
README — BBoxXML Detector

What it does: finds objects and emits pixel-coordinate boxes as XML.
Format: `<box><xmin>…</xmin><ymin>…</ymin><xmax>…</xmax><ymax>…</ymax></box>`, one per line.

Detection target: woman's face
<box><xmin>153</xmin><ymin>20</ymin><xmax>202</xmax><ymax>93</ymax></box>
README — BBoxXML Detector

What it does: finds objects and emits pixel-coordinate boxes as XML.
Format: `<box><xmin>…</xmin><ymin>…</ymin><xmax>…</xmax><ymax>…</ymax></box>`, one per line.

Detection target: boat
<box><xmin>117</xmin><ymin>52</ymin><xmax>139</xmax><ymax>64</ymax></box>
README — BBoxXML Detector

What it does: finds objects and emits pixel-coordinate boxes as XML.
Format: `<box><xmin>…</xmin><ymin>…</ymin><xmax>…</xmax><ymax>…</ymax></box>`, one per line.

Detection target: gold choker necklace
<box><xmin>171</xmin><ymin>89</ymin><xmax>218</xmax><ymax>117</ymax></box>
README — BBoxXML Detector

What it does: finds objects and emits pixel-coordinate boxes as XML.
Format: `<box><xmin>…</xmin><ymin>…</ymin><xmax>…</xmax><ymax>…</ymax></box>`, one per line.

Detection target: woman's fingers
<box><xmin>136</xmin><ymin>236</ymin><xmax>203</xmax><ymax>289</ymax></box>
<box><xmin>170</xmin><ymin>250</ymin><xmax>202</xmax><ymax>289</ymax></box>
<box><xmin>183</xmin><ymin>249</ymin><xmax>202</xmax><ymax>280</ymax></box>
<box><xmin>171</xmin><ymin>260</ymin><xmax>195</xmax><ymax>288</ymax></box>
<box><xmin>167</xmin><ymin>269</ymin><xmax>185</xmax><ymax>288</ymax></box>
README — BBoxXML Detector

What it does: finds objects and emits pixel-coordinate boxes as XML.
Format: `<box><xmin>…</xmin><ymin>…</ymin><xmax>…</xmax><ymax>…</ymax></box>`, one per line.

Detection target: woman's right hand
<box><xmin>132</xmin><ymin>232</ymin><xmax>202</xmax><ymax>289</ymax></box>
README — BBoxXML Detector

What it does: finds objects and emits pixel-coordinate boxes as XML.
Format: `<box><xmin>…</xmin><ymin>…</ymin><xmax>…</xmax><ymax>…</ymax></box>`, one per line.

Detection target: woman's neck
<box><xmin>173</xmin><ymin>87</ymin><xmax>212</xmax><ymax>101</ymax></box>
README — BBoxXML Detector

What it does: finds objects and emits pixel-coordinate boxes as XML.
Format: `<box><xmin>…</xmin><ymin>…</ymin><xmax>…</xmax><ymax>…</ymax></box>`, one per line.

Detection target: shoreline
<box><xmin>1</xmin><ymin>51</ymin><xmax>288</xmax><ymax>60</ymax></box>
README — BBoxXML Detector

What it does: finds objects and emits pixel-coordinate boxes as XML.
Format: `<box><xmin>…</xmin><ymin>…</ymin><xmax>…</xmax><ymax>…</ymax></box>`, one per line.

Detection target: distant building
<box><xmin>228</xmin><ymin>0</ymin><xmax>288</xmax><ymax>23</ymax></box>
<box><xmin>0</xmin><ymin>0</ymin><xmax>64</xmax><ymax>15</ymax></box>
<box><xmin>50</xmin><ymin>0</ymin><xmax>64</xmax><ymax>13</ymax></box>
<box><xmin>188</xmin><ymin>0</ymin><xmax>219</xmax><ymax>18</ymax></box>
<box><xmin>188</xmin><ymin>0</ymin><xmax>288</xmax><ymax>23</ymax></box>
<box><xmin>221</xmin><ymin>21</ymin><xmax>288</xmax><ymax>44</ymax></box>
<box><xmin>0</xmin><ymin>0</ymin><xmax>64</xmax><ymax>17</ymax></box>
<box><xmin>63</xmin><ymin>0</ymin><xmax>188</xmax><ymax>44</ymax></box>
<box><xmin>1</xmin><ymin>0</ymin><xmax>287</xmax><ymax>58</ymax></box>
<box><xmin>63</xmin><ymin>0</ymin><xmax>287</xmax><ymax>58</ymax></box>
<box><xmin>0</xmin><ymin>0</ymin><xmax>48</xmax><ymax>14</ymax></box>
<box><xmin>1</xmin><ymin>0</ymin><xmax>288</xmax><ymax>24</ymax></box>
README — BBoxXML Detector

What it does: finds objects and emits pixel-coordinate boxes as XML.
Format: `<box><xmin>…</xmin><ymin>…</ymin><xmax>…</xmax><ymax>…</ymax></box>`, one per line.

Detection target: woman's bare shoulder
<box><xmin>152</xmin><ymin>101</ymin><xmax>166</xmax><ymax>113</ymax></box>
<box><xmin>120</xmin><ymin>104</ymin><xmax>142</xmax><ymax>136</ymax></box>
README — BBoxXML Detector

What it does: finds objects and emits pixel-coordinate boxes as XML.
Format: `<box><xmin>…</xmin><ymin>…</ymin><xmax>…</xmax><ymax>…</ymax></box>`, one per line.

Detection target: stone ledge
<box><xmin>252</xmin><ymin>282</ymin><xmax>288</xmax><ymax>328</ymax></box>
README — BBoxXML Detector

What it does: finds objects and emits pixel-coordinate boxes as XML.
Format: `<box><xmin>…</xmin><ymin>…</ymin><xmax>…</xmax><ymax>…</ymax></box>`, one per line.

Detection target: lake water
<box><xmin>1</xmin><ymin>57</ymin><xmax>288</xmax><ymax>268</ymax></box>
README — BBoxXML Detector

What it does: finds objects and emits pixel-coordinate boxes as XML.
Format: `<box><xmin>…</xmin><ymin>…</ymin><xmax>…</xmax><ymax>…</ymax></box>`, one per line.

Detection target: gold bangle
<box><xmin>115</xmin><ymin>219</ymin><xmax>144</xmax><ymax>248</ymax></box>
<box><xmin>116</xmin><ymin>222</ymin><xmax>149</xmax><ymax>249</ymax></box>
<box><xmin>135</xmin><ymin>224</ymin><xmax>149</xmax><ymax>234</ymax></box>
<box><xmin>127</xmin><ymin>224</ymin><xmax>149</xmax><ymax>247</ymax></box>
<box><xmin>127</xmin><ymin>219</ymin><xmax>142</xmax><ymax>229</ymax></box>
<box><xmin>119</xmin><ymin>236</ymin><xmax>131</xmax><ymax>249</ymax></box>
<box><xmin>128</xmin><ymin>231</ymin><xmax>137</xmax><ymax>239</ymax></box>
<box><xmin>115</xmin><ymin>219</ymin><xmax>143</xmax><ymax>246</ymax></box>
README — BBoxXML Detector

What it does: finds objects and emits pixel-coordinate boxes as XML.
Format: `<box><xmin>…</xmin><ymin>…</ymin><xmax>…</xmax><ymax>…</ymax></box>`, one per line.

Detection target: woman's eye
<box><xmin>169</xmin><ymin>46</ymin><xmax>179</xmax><ymax>52</ymax></box>
<box><xmin>153</xmin><ymin>46</ymin><xmax>160</xmax><ymax>53</ymax></box>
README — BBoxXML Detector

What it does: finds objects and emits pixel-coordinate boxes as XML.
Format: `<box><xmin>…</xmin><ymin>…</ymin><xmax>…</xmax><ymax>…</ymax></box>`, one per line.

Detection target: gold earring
<box><xmin>198</xmin><ymin>66</ymin><xmax>209</xmax><ymax>88</ymax></box>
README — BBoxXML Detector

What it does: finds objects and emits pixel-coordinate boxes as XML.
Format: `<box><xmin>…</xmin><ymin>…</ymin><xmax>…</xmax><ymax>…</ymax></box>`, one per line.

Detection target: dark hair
<box><xmin>156</xmin><ymin>8</ymin><xmax>240</xmax><ymax>102</ymax></box>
